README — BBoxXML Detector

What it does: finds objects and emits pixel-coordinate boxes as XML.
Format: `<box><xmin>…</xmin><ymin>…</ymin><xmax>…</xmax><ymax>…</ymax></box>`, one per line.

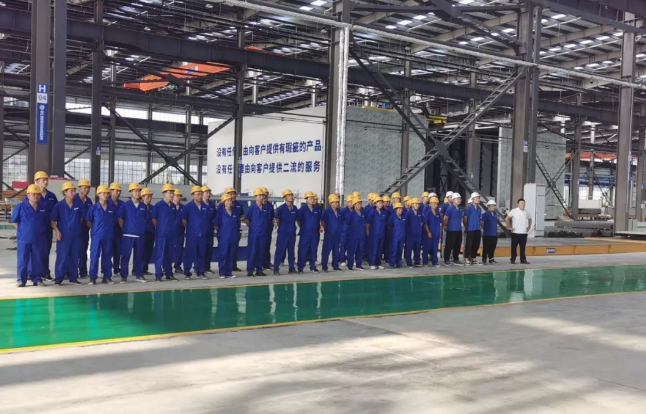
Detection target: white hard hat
<box><xmin>446</xmin><ymin>191</ymin><xmax>454</xmax><ymax>198</ymax></box>
<box><xmin>486</xmin><ymin>199</ymin><xmax>497</xmax><ymax>206</ymax></box>
<box><xmin>471</xmin><ymin>192</ymin><xmax>480</xmax><ymax>198</ymax></box>
<box><xmin>429</xmin><ymin>192</ymin><xmax>437</xmax><ymax>197</ymax></box>
<box><xmin>452</xmin><ymin>193</ymin><xmax>461</xmax><ymax>199</ymax></box>
<box><xmin>468</xmin><ymin>197</ymin><xmax>472</xmax><ymax>204</ymax></box>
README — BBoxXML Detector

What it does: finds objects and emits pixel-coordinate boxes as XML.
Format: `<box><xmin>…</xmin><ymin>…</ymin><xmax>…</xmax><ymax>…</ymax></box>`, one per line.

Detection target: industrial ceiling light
<box><xmin>596</xmin><ymin>36</ymin><xmax>609</xmax><ymax>41</ymax></box>
<box><xmin>580</xmin><ymin>39</ymin><xmax>593</xmax><ymax>44</ymax></box>
<box><xmin>551</xmin><ymin>14</ymin><xmax>566</xmax><ymax>19</ymax></box>
<box><xmin>471</xmin><ymin>37</ymin><xmax>484</xmax><ymax>41</ymax></box>
<box><xmin>413</xmin><ymin>15</ymin><xmax>426</xmax><ymax>20</ymax></box>
<box><xmin>398</xmin><ymin>20</ymin><xmax>412</xmax><ymax>26</ymax></box>
<box><xmin>564</xmin><ymin>43</ymin><xmax>577</xmax><ymax>48</ymax></box>
<box><xmin>311</xmin><ymin>0</ymin><xmax>326</xmax><ymax>5</ymax></box>
<box><xmin>386</xmin><ymin>25</ymin><xmax>396</xmax><ymax>29</ymax></box>
<box><xmin>300</xmin><ymin>6</ymin><xmax>312</xmax><ymax>11</ymax></box>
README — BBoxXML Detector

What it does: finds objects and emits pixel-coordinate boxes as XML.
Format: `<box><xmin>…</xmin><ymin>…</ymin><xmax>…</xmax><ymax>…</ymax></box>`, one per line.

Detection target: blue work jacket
<box><xmin>86</xmin><ymin>202</ymin><xmax>117</xmax><ymax>241</ymax></box>
<box><xmin>424</xmin><ymin>208</ymin><xmax>442</xmax><ymax>238</ymax></box>
<box><xmin>51</xmin><ymin>198</ymin><xmax>85</xmax><ymax>238</ymax></box>
<box><xmin>264</xmin><ymin>203</ymin><xmax>275</xmax><ymax>231</ymax></box>
<box><xmin>218</xmin><ymin>200</ymin><xmax>245</xmax><ymax>229</ymax></box>
<box><xmin>181</xmin><ymin>200</ymin><xmax>209</xmax><ymax>238</ymax></box>
<box><xmin>110</xmin><ymin>198</ymin><xmax>124</xmax><ymax>234</ymax></box>
<box><xmin>321</xmin><ymin>207</ymin><xmax>343</xmax><ymax>236</ymax></box>
<box><xmin>366</xmin><ymin>208</ymin><xmax>386</xmax><ymax>239</ymax></box>
<box><xmin>12</xmin><ymin>201</ymin><xmax>48</xmax><ymax>243</ymax></box>
<box><xmin>204</xmin><ymin>200</ymin><xmax>217</xmax><ymax>234</ymax></box>
<box><xmin>388</xmin><ymin>213</ymin><xmax>407</xmax><ymax>242</ymax></box>
<box><xmin>275</xmin><ymin>203</ymin><xmax>298</xmax><ymax>235</ymax></box>
<box><xmin>440</xmin><ymin>202</ymin><xmax>450</xmax><ymax>216</ymax></box>
<box><xmin>297</xmin><ymin>204</ymin><xmax>321</xmax><ymax>236</ymax></box>
<box><xmin>118</xmin><ymin>199</ymin><xmax>148</xmax><ymax>236</ymax></box>
<box><xmin>215</xmin><ymin>208</ymin><xmax>240</xmax><ymax>244</ymax></box>
<box><xmin>174</xmin><ymin>202</ymin><xmax>185</xmax><ymax>237</ymax></box>
<box><xmin>245</xmin><ymin>202</ymin><xmax>269</xmax><ymax>237</ymax></box>
<box><xmin>37</xmin><ymin>190</ymin><xmax>58</xmax><ymax>220</ymax></box>
<box><xmin>405</xmin><ymin>208</ymin><xmax>424</xmax><ymax>236</ymax></box>
<box><xmin>347</xmin><ymin>208</ymin><xmax>367</xmax><ymax>240</ymax></box>
<box><xmin>152</xmin><ymin>200</ymin><xmax>177</xmax><ymax>238</ymax></box>
<box><xmin>444</xmin><ymin>205</ymin><xmax>464</xmax><ymax>232</ymax></box>
<box><xmin>482</xmin><ymin>211</ymin><xmax>498</xmax><ymax>237</ymax></box>
<box><xmin>465</xmin><ymin>204</ymin><xmax>483</xmax><ymax>231</ymax></box>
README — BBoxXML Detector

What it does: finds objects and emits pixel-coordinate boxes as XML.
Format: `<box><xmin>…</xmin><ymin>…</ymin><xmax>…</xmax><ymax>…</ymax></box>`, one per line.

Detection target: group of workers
<box><xmin>12</xmin><ymin>170</ymin><xmax>527</xmax><ymax>288</ymax></box>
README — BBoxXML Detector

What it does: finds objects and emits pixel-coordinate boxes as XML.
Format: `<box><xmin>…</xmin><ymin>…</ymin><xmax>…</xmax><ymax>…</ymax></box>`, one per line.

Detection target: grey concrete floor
<box><xmin>2</xmin><ymin>292</ymin><xmax>646</xmax><ymax>413</ymax></box>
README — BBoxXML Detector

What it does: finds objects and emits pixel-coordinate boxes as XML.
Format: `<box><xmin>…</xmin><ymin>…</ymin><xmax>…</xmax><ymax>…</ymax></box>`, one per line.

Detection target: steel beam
<box><xmin>197</xmin><ymin>152</ymin><xmax>204</xmax><ymax>186</ymax></box>
<box><xmin>233</xmin><ymin>28</ymin><xmax>246</xmax><ymax>192</ymax></box>
<box><xmin>108</xmin><ymin>62</ymin><xmax>117</xmax><ymax>184</ymax></box>
<box><xmin>184</xmin><ymin>105</ymin><xmax>192</xmax><ymax>185</ymax></box>
<box><xmin>146</xmin><ymin>105</ymin><xmax>153</xmax><ymax>181</ymax></box>
<box><xmin>637</xmin><ymin>103</ymin><xmax>646</xmax><ymax>220</ymax></box>
<box><xmin>52</xmin><ymin>0</ymin><xmax>67</xmax><ymax>178</ymax></box>
<box><xmin>28</xmin><ymin>0</ymin><xmax>51</xmax><ymax>181</ymax></box>
<box><xmin>0</xmin><ymin>97</ymin><xmax>4</xmax><ymax>191</ymax></box>
<box><xmin>571</xmin><ymin>94</ymin><xmax>583</xmax><ymax>220</ymax></box>
<box><xmin>90</xmin><ymin>0</ymin><xmax>103</xmax><ymax>187</ymax></box>
<box><xmin>400</xmin><ymin>58</ymin><xmax>411</xmax><ymax>196</ymax></box>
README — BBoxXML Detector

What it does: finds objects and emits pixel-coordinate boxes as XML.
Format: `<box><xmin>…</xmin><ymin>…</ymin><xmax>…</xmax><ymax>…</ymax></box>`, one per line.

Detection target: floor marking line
<box><xmin>1</xmin><ymin>289</ymin><xmax>644</xmax><ymax>355</ymax></box>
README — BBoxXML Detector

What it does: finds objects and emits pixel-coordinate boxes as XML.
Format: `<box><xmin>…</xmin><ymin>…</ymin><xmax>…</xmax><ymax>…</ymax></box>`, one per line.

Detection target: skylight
<box><xmin>398</xmin><ymin>20</ymin><xmax>412</xmax><ymax>26</ymax></box>
<box><xmin>311</xmin><ymin>0</ymin><xmax>326</xmax><ymax>5</ymax></box>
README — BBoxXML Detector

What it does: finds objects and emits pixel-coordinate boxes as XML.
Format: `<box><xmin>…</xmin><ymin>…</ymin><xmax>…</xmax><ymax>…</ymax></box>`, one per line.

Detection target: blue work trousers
<box><xmin>143</xmin><ymin>232</ymin><xmax>155</xmax><ymax>272</ymax></box>
<box><xmin>90</xmin><ymin>238</ymin><xmax>113</xmax><ymax>280</ymax></box>
<box><xmin>78</xmin><ymin>231</ymin><xmax>90</xmax><ymax>277</ymax></box>
<box><xmin>121</xmin><ymin>236</ymin><xmax>144</xmax><ymax>279</ymax></box>
<box><xmin>274</xmin><ymin>232</ymin><xmax>296</xmax><ymax>272</ymax></box>
<box><xmin>368</xmin><ymin>236</ymin><xmax>384</xmax><ymax>267</ymax></box>
<box><xmin>423</xmin><ymin>235</ymin><xmax>440</xmax><ymax>265</ymax></box>
<box><xmin>112</xmin><ymin>233</ymin><xmax>122</xmax><ymax>273</ymax></box>
<box><xmin>218</xmin><ymin>240</ymin><xmax>236</xmax><ymax>276</ymax></box>
<box><xmin>263</xmin><ymin>232</ymin><xmax>273</xmax><ymax>267</ymax></box>
<box><xmin>346</xmin><ymin>236</ymin><xmax>366</xmax><ymax>270</ymax></box>
<box><xmin>174</xmin><ymin>235</ymin><xmax>184</xmax><ymax>271</ymax></box>
<box><xmin>183</xmin><ymin>236</ymin><xmax>207</xmax><ymax>276</ymax></box>
<box><xmin>17</xmin><ymin>239</ymin><xmax>47</xmax><ymax>283</ymax></box>
<box><xmin>383</xmin><ymin>229</ymin><xmax>391</xmax><ymax>263</ymax></box>
<box><xmin>298</xmin><ymin>232</ymin><xmax>319</xmax><ymax>271</ymax></box>
<box><xmin>340</xmin><ymin>230</ymin><xmax>348</xmax><ymax>262</ymax></box>
<box><xmin>405</xmin><ymin>233</ymin><xmax>422</xmax><ymax>266</ymax></box>
<box><xmin>55</xmin><ymin>238</ymin><xmax>80</xmax><ymax>283</ymax></box>
<box><xmin>321</xmin><ymin>233</ymin><xmax>341</xmax><ymax>271</ymax></box>
<box><xmin>154</xmin><ymin>236</ymin><xmax>174</xmax><ymax>279</ymax></box>
<box><xmin>204</xmin><ymin>232</ymin><xmax>215</xmax><ymax>271</ymax></box>
<box><xmin>45</xmin><ymin>228</ymin><xmax>53</xmax><ymax>276</ymax></box>
<box><xmin>247</xmin><ymin>233</ymin><xmax>267</xmax><ymax>274</ymax></box>
<box><xmin>389</xmin><ymin>239</ymin><xmax>404</xmax><ymax>268</ymax></box>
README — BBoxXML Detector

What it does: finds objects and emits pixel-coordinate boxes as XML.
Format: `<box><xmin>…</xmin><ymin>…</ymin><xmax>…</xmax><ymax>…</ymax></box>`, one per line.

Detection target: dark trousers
<box><xmin>482</xmin><ymin>236</ymin><xmax>498</xmax><ymax>261</ymax></box>
<box><xmin>511</xmin><ymin>233</ymin><xmax>528</xmax><ymax>262</ymax></box>
<box><xmin>464</xmin><ymin>230</ymin><xmax>481</xmax><ymax>260</ymax></box>
<box><xmin>444</xmin><ymin>231</ymin><xmax>462</xmax><ymax>262</ymax></box>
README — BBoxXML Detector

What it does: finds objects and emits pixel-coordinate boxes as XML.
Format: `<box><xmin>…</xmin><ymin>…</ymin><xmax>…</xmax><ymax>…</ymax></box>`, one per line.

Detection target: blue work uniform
<box><xmin>215</xmin><ymin>208</ymin><xmax>240</xmax><ymax>277</ymax></box>
<box><xmin>366</xmin><ymin>208</ymin><xmax>386</xmax><ymax>267</ymax></box>
<box><xmin>143</xmin><ymin>203</ymin><xmax>155</xmax><ymax>274</ymax></box>
<box><xmin>423</xmin><ymin>207</ymin><xmax>442</xmax><ymax>265</ymax></box>
<box><xmin>297</xmin><ymin>204</ymin><xmax>322</xmax><ymax>272</ymax></box>
<box><xmin>382</xmin><ymin>206</ymin><xmax>393</xmax><ymax>263</ymax></box>
<box><xmin>204</xmin><ymin>199</ymin><xmax>217</xmax><ymax>271</ymax></box>
<box><xmin>118</xmin><ymin>199</ymin><xmax>148</xmax><ymax>279</ymax></box>
<box><xmin>181</xmin><ymin>200</ymin><xmax>209</xmax><ymax>277</ymax></box>
<box><xmin>388</xmin><ymin>213</ymin><xmax>406</xmax><ymax>268</ymax></box>
<box><xmin>321</xmin><ymin>206</ymin><xmax>344</xmax><ymax>271</ymax></box>
<box><xmin>110</xmin><ymin>198</ymin><xmax>124</xmax><ymax>273</ymax></box>
<box><xmin>263</xmin><ymin>203</ymin><xmax>275</xmax><ymax>268</ymax></box>
<box><xmin>152</xmin><ymin>200</ymin><xmax>177</xmax><ymax>280</ymax></box>
<box><xmin>482</xmin><ymin>211</ymin><xmax>498</xmax><ymax>237</ymax></box>
<box><xmin>86</xmin><ymin>202</ymin><xmax>116</xmax><ymax>281</ymax></box>
<box><xmin>12</xmin><ymin>201</ymin><xmax>48</xmax><ymax>284</ymax></box>
<box><xmin>273</xmin><ymin>202</ymin><xmax>298</xmax><ymax>273</ymax></box>
<box><xmin>443</xmin><ymin>204</ymin><xmax>464</xmax><ymax>263</ymax></box>
<box><xmin>51</xmin><ymin>198</ymin><xmax>85</xmax><ymax>283</ymax></box>
<box><xmin>346</xmin><ymin>208</ymin><xmax>367</xmax><ymax>270</ymax></box>
<box><xmin>173</xmin><ymin>202</ymin><xmax>184</xmax><ymax>272</ymax></box>
<box><xmin>218</xmin><ymin>200</ymin><xmax>244</xmax><ymax>269</ymax></box>
<box><xmin>340</xmin><ymin>205</ymin><xmax>352</xmax><ymax>263</ymax></box>
<box><xmin>35</xmin><ymin>190</ymin><xmax>58</xmax><ymax>278</ymax></box>
<box><xmin>75</xmin><ymin>194</ymin><xmax>93</xmax><ymax>278</ymax></box>
<box><xmin>404</xmin><ymin>208</ymin><xmax>424</xmax><ymax>266</ymax></box>
<box><xmin>245</xmin><ymin>202</ymin><xmax>269</xmax><ymax>274</ymax></box>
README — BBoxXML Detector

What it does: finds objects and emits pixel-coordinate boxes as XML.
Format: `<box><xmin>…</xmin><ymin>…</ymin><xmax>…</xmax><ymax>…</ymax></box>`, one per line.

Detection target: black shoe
<box><xmin>233</xmin><ymin>267</ymin><xmax>242</xmax><ymax>272</ymax></box>
<box><xmin>88</xmin><ymin>279</ymin><xmax>97</xmax><ymax>285</ymax></box>
<box><xmin>155</xmin><ymin>278</ymin><xmax>163</xmax><ymax>282</ymax></box>
<box><xmin>288</xmin><ymin>269</ymin><xmax>297</xmax><ymax>274</ymax></box>
<box><xmin>521</xmin><ymin>260</ymin><xmax>530</xmax><ymax>265</ymax></box>
<box><xmin>174</xmin><ymin>267</ymin><xmax>184</xmax><ymax>274</ymax></box>
<box><xmin>312</xmin><ymin>268</ymin><xmax>320</xmax><ymax>274</ymax></box>
<box><xmin>297</xmin><ymin>271</ymin><xmax>304</xmax><ymax>274</ymax></box>
<box><xmin>489</xmin><ymin>259</ymin><xmax>497</xmax><ymax>264</ymax></box>
<box><xmin>143</xmin><ymin>271</ymin><xmax>152</xmax><ymax>276</ymax></box>
<box><xmin>510</xmin><ymin>259</ymin><xmax>516</xmax><ymax>264</ymax></box>
<box><xmin>322</xmin><ymin>269</ymin><xmax>329</xmax><ymax>273</ymax></box>
<box><xmin>16</xmin><ymin>281</ymin><xmax>26</xmax><ymax>287</ymax></box>
<box><xmin>166</xmin><ymin>275</ymin><xmax>178</xmax><ymax>281</ymax></box>
<box><xmin>43</xmin><ymin>274</ymin><xmax>53</xmax><ymax>281</ymax></box>
<box><xmin>274</xmin><ymin>271</ymin><xmax>280</xmax><ymax>275</ymax></box>
<box><xmin>54</xmin><ymin>281</ymin><xmax>62</xmax><ymax>286</ymax></box>
<box><xmin>247</xmin><ymin>273</ymin><xmax>254</xmax><ymax>277</ymax></box>
<box><xmin>334</xmin><ymin>268</ymin><xmax>342</xmax><ymax>271</ymax></box>
<box><xmin>262</xmin><ymin>265</ymin><xmax>271</xmax><ymax>270</ymax></box>
<box><xmin>79</xmin><ymin>275</ymin><xmax>88</xmax><ymax>279</ymax></box>
<box><xmin>255</xmin><ymin>272</ymin><xmax>267</xmax><ymax>277</ymax></box>
<box><xmin>69</xmin><ymin>280</ymin><xmax>82</xmax><ymax>285</ymax></box>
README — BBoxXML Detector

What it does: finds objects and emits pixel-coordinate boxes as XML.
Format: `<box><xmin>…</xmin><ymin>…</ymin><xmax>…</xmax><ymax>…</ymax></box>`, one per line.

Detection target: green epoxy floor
<box><xmin>2</xmin><ymin>265</ymin><xmax>646</xmax><ymax>352</ymax></box>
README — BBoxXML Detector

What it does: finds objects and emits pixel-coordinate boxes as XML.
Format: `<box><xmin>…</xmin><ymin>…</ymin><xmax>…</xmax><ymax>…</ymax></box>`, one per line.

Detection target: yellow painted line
<box><xmin>2</xmin><ymin>262</ymin><xmax>646</xmax><ymax>302</ymax></box>
<box><xmin>587</xmin><ymin>237</ymin><xmax>646</xmax><ymax>245</ymax></box>
<box><xmin>2</xmin><ymin>289</ymin><xmax>645</xmax><ymax>355</ymax></box>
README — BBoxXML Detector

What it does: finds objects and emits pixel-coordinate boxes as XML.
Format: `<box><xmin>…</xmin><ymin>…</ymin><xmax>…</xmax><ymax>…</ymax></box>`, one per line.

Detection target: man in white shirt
<box><xmin>505</xmin><ymin>198</ymin><xmax>532</xmax><ymax>265</ymax></box>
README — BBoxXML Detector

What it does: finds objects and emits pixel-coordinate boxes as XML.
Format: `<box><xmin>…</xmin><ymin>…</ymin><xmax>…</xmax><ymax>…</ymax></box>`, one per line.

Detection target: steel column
<box><xmin>527</xmin><ymin>6</ymin><xmax>542</xmax><ymax>183</ymax></box>
<box><xmin>570</xmin><ymin>95</ymin><xmax>583</xmax><ymax>220</ymax></box>
<box><xmin>614</xmin><ymin>13</ymin><xmax>636</xmax><ymax>232</ymax></box>
<box><xmin>197</xmin><ymin>152</ymin><xmax>204</xmax><ymax>185</ymax></box>
<box><xmin>145</xmin><ymin>105</ymin><xmax>153</xmax><ymax>181</ymax></box>
<box><xmin>184</xmin><ymin>106</ymin><xmax>192</xmax><ymax>185</ymax></box>
<box><xmin>52</xmin><ymin>0</ymin><xmax>67</xmax><ymax>178</ymax></box>
<box><xmin>0</xmin><ymin>97</ymin><xmax>4</xmax><ymax>191</ymax></box>
<box><xmin>510</xmin><ymin>6</ymin><xmax>534</xmax><ymax>205</ymax></box>
<box><xmin>90</xmin><ymin>0</ymin><xmax>103</xmax><ymax>186</ymax></box>
<box><xmin>250</xmin><ymin>70</ymin><xmax>259</xmax><ymax>104</ymax></box>
<box><xmin>108</xmin><ymin>62</ymin><xmax>117</xmax><ymax>183</ymax></box>
<box><xmin>28</xmin><ymin>0</ymin><xmax>51</xmax><ymax>180</ymax></box>
<box><xmin>466</xmin><ymin>71</ymin><xmax>481</xmax><ymax>188</ymax></box>
<box><xmin>233</xmin><ymin>28</ymin><xmax>246</xmax><ymax>192</ymax></box>
<box><xmin>636</xmin><ymin>103</ymin><xmax>646</xmax><ymax>220</ymax></box>
<box><xmin>400</xmin><ymin>58</ymin><xmax>411</xmax><ymax>195</ymax></box>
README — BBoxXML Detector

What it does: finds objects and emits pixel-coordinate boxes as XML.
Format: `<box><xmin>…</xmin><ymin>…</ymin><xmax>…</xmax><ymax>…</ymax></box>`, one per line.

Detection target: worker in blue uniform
<box><xmin>366</xmin><ymin>196</ymin><xmax>386</xmax><ymax>270</ymax></box>
<box><xmin>75</xmin><ymin>179</ymin><xmax>93</xmax><ymax>279</ymax></box>
<box><xmin>219</xmin><ymin>187</ymin><xmax>245</xmax><ymax>271</ymax></box>
<box><xmin>109</xmin><ymin>182</ymin><xmax>124</xmax><ymax>275</ymax></box>
<box><xmin>86</xmin><ymin>185</ymin><xmax>116</xmax><ymax>285</ymax></box>
<box><xmin>423</xmin><ymin>196</ymin><xmax>442</xmax><ymax>267</ymax></box>
<box><xmin>443</xmin><ymin>193</ymin><xmax>464</xmax><ymax>266</ymax></box>
<box><xmin>481</xmin><ymin>199</ymin><xmax>499</xmax><ymax>264</ymax></box>
<box><xmin>33</xmin><ymin>171</ymin><xmax>58</xmax><ymax>281</ymax></box>
<box><xmin>273</xmin><ymin>189</ymin><xmax>298</xmax><ymax>275</ymax></box>
<box><xmin>404</xmin><ymin>197</ymin><xmax>424</xmax><ymax>267</ymax></box>
<box><xmin>152</xmin><ymin>184</ymin><xmax>178</xmax><ymax>282</ymax></box>
<box><xmin>141</xmin><ymin>188</ymin><xmax>155</xmax><ymax>275</ymax></box>
<box><xmin>297</xmin><ymin>191</ymin><xmax>322</xmax><ymax>274</ymax></box>
<box><xmin>339</xmin><ymin>196</ymin><xmax>353</xmax><ymax>267</ymax></box>
<box><xmin>245</xmin><ymin>188</ymin><xmax>269</xmax><ymax>277</ymax></box>
<box><xmin>464</xmin><ymin>192</ymin><xmax>483</xmax><ymax>265</ymax></box>
<box><xmin>181</xmin><ymin>186</ymin><xmax>209</xmax><ymax>280</ymax></box>
<box><xmin>382</xmin><ymin>194</ymin><xmax>394</xmax><ymax>264</ymax></box>
<box><xmin>388</xmin><ymin>202</ymin><xmax>406</xmax><ymax>268</ymax></box>
<box><xmin>12</xmin><ymin>184</ymin><xmax>48</xmax><ymax>287</ymax></box>
<box><xmin>346</xmin><ymin>195</ymin><xmax>367</xmax><ymax>271</ymax></box>
<box><xmin>421</xmin><ymin>192</ymin><xmax>430</xmax><ymax>214</ymax></box>
<box><xmin>215</xmin><ymin>193</ymin><xmax>240</xmax><ymax>279</ymax></box>
<box><xmin>321</xmin><ymin>194</ymin><xmax>343</xmax><ymax>272</ymax></box>
<box><xmin>202</xmin><ymin>186</ymin><xmax>217</xmax><ymax>274</ymax></box>
<box><xmin>172</xmin><ymin>189</ymin><xmax>185</xmax><ymax>273</ymax></box>
<box><xmin>261</xmin><ymin>187</ymin><xmax>275</xmax><ymax>270</ymax></box>
<box><xmin>51</xmin><ymin>182</ymin><xmax>84</xmax><ymax>286</ymax></box>
<box><xmin>118</xmin><ymin>183</ymin><xmax>148</xmax><ymax>283</ymax></box>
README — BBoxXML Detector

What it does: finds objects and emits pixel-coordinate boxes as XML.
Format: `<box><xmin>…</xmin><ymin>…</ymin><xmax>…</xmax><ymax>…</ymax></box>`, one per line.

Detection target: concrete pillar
<box><xmin>184</xmin><ymin>106</ymin><xmax>192</xmax><ymax>185</ymax></box>
<box><xmin>108</xmin><ymin>61</ymin><xmax>117</xmax><ymax>184</ymax></box>
<box><xmin>52</xmin><ymin>0</ymin><xmax>67</xmax><ymax>178</ymax></box>
<box><xmin>233</xmin><ymin>28</ymin><xmax>246</xmax><ymax>192</ymax></box>
<box><xmin>400</xmin><ymin>58</ymin><xmax>412</xmax><ymax>196</ymax></box>
<box><xmin>570</xmin><ymin>94</ymin><xmax>583</xmax><ymax>220</ymax></box>
<box><xmin>527</xmin><ymin>6</ymin><xmax>542</xmax><ymax>183</ymax></box>
<box><xmin>90</xmin><ymin>0</ymin><xmax>103</xmax><ymax>186</ymax></box>
<box><xmin>637</xmin><ymin>103</ymin><xmax>646</xmax><ymax>220</ymax></box>
<box><xmin>466</xmin><ymin>71</ymin><xmax>481</xmax><ymax>188</ymax></box>
<box><xmin>145</xmin><ymin>105</ymin><xmax>153</xmax><ymax>181</ymax></box>
<box><xmin>589</xmin><ymin>125</ymin><xmax>595</xmax><ymax>198</ymax></box>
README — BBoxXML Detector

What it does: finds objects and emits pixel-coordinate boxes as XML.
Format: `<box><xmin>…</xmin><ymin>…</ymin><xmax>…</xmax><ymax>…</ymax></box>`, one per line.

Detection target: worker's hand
<box><xmin>427</xmin><ymin>231</ymin><xmax>432</xmax><ymax>239</ymax></box>
<box><xmin>55</xmin><ymin>230</ymin><xmax>62</xmax><ymax>241</ymax></box>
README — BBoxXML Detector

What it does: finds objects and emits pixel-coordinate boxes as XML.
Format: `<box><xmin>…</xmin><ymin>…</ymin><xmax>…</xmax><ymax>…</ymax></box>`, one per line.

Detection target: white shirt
<box><xmin>508</xmin><ymin>208</ymin><xmax>531</xmax><ymax>234</ymax></box>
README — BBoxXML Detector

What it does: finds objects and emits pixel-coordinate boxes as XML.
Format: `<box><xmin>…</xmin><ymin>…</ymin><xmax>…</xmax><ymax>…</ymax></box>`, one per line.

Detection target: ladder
<box><xmin>536</xmin><ymin>154</ymin><xmax>572</xmax><ymax>219</ymax></box>
<box><xmin>545</xmin><ymin>148</ymin><xmax>577</xmax><ymax>197</ymax></box>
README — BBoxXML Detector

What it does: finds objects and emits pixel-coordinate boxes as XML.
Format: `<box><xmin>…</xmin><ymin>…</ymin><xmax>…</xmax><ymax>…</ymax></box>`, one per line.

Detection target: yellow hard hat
<box><xmin>430</xmin><ymin>196</ymin><xmax>440</xmax><ymax>203</ymax></box>
<box><xmin>128</xmin><ymin>182</ymin><xmax>142</xmax><ymax>192</ymax></box>
<box><xmin>411</xmin><ymin>197</ymin><xmax>421</xmax><ymax>204</ymax></box>
<box><xmin>26</xmin><ymin>184</ymin><xmax>41</xmax><ymax>195</ymax></box>
<box><xmin>444</xmin><ymin>197</ymin><xmax>449</xmax><ymax>203</ymax></box>
<box><xmin>225</xmin><ymin>187</ymin><xmax>236</xmax><ymax>194</ymax></box>
<box><xmin>34</xmin><ymin>171</ymin><xmax>49</xmax><ymax>181</ymax></box>
<box><xmin>262</xmin><ymin>187</ymin><xmax>269</xmax><ymax>194</ymax></box>
<box><xmin>141</xmin><ymin>188</ymin><xmax>153</xmax><ymax>196</ymax></box>
<box><xmin>422</xmin><ymin>192</ymin><xmax>430</xmax><ymax>198</ymax></box>
<box><xmin>96</xmin><ymin>185</ymin><xmax>110</xmax><ymax>195</ymax></box>
<box><xmin>391</xmin><ymin>192</ymin><xmax>401</xmax><ymax>199</ymax></box>
<box><xmin>282</xmin><ymin>189</ymin><xmax>294</xmax><ymax>198</ymax></box>
<box><xmin>304</xmin><ymin>191</ymin><xmax>315</xmax><ymax>199</ymax></box>
<box><xmin>221</xmin><ymin>193</ymin><xmax>232</xmax><ymax>202</ymax></box>
<box><xmin>403</xmin><ymin>196</ymin><xmax>411</xmax><ymax>202</ymax></box>
<box><xmin>61</xmin><ymin>182</ymin><xmax>76</xmax><ymax>193</ymax></box>
<box><xmin>201</xmin><ymin>186</ymin><xmax>211</xmax><ymax>193</ymax></box>
<box><xmin>328</xmin><ymin>194</ymin><xmax>340</xmax><ymax>203</ymax></box>
<box><xmin>78</xmin><ymin>179</ymin><xmax>91</xmax><ymax>188</ymax></box>
<box><xmin>382</xmin><ymin>195</ymin><xmax>391</xmax><ymax>202</ymax></box>
<box><xmin>190</xmin><ymin>185</ymin><xmax>203</xmax><ymax>195</ymax></box>
<box><xmin>393</xmin><ymin>202</ymin><xmax>404</xmax><ymax>209</ymax></box>
<box><xmin>161</xmin><ymin>184</ymin><xmax>174</xmax><ymax>193</ymax></box>
<box><xmin>346</xmin><ymin>196</ymin><xmax>354</xmax><ymax>204</ymax></box>
<box><xmin>109</xmin><ymin>182</ymin><xmax>122</xmax><ymax>191</ymax></box>
<box><xmin>253</xmin><ymin>187</ymin><xmax>264</xmax><ymax>197</ymax></box>
<box><xmin>373</xmin><ymin>196</ymin><xmax>383</xmax><ymax>203</ymax></box>
<box><xmin>174</xmin><ymin>189</ymin><xmax>182</xmax><ymax>196</ymax></box>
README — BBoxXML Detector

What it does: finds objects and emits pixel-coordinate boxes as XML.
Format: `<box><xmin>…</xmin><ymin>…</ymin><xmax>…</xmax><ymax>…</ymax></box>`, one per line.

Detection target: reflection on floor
<box><xmin>2</xmin><ymin>264</ymin><xmax>646</xmax><ymax>351</ymax></box>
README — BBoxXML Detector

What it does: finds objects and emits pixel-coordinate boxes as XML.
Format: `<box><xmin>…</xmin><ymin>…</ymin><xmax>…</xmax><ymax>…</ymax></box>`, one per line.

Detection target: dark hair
<box><xmin>517</xmin><ymin>198</ymin><xmax>525</xmax><ymax>204</ymax></box>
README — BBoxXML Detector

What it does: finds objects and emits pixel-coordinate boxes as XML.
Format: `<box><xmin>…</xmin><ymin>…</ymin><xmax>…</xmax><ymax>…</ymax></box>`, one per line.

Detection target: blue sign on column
<box><xmin>36</xmin><ymin>83</ymin><xmax>48</xmax><ymax>144</ymax></box>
